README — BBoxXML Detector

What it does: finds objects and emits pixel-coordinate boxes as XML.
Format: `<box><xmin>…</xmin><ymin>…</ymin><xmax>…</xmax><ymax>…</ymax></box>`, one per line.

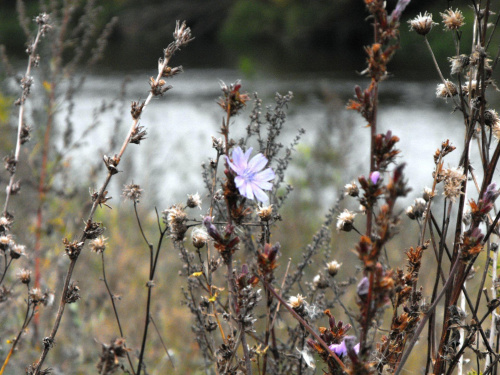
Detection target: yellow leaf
<box><xmin>189</xmin><ymin>271</ymin><xmax>203</xmax><ymax>278</ymax></box>
<box><xmin>42</xmin><ymin>81</ymin><xmax>52</xmax><ymax>93</ymax></box>
<box><xmin>208</xmin><ymin>292</ymin><xmax>218</xmax><ymax>302</ymax></box>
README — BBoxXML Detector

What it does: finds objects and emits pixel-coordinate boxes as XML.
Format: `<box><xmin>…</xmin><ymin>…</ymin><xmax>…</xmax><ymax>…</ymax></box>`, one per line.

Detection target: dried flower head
<box><xmin>408</xmin><ymin>12</ymin><xmax>437</xmax><ymax>36</ymax></box>
<box><xmin>17</xmin><ymin>268</ymin><xmax>31</xmax><ymax>284</ymax></box>
<box><xmin>122</xmin><ymin>183</ymin><xmax>143</xmax><ymax>203</ymax></box>
<box><xmin>20</xmin><ymin>124</ymin><xmax>32</xmax><ymax>144</ymax></box>
<box><xmin>97</xmin><ymin>337</ymin><xmax>131</xmax><ymax>374</ymax></box>
<box><xmin>192</xmin><ymin>227</ymin><xmax>209</xmax><ymax>249</ymax></box>
<box><xmin>218</xmin><ymin>80</ymin><xmax>251</xmax><ymax>116</ymax></box>
<box><xmin>288</xmin><ymin>294</ymin><xmax>305</xmax><ymax>310</ymax></box>
<box><xmin>90</xmin><ymin>236</ymin><xmax>108</xmax><ymax>254</ymax></box>
<box><xmin>336</xmin><ymin>209</ymin><xmax>356</xmax><ymax>232</ymax></box>
<box><xmin>326</xmin><ymin>260</ymin><xmax>342</xmax><ymax>276</ymax></box>
<box><xmin>485</xmin><ymin>109</ymin><xmax>500</xmax><ymax>128</ymax></box>
<box><xmin>4</xmin><ymin>154</ymin><xmax>16</xmax><ymax>175</ymax></box>
<box><xmin>186</xmin><ymin>193</ymin><xmax>202</xmax><ymax>209</ymax></box>
<box><xmin>415</xmin><ymin>198</ymin><xmax>427</xmax><ymax>217</ymax></box>
<box><xmin>313</xmin><ymin>274</ymin><xmax>329</xmax><ymax>289</ymax></box>
<box><xmin>405</xmin><ymin>205</ymin><xmax>416</xmax><ymax>220</ymax></box>
<box><xmin>10</xmin><ymin>244</ymin><xmax>25</xmax><ymax>259</ymax></box>
<box><xmin>436</xmin><ymin>80</ymin><xmax>458</xmax><ymax>98</ymax></box>
<box><xmin>29</xmin><ymin>288</ymin><xmax>45</xmax><ymax>305</ymax></box>
<box><xmin>63</xmin><ymin>238</ymin><xmax>84</xmax><ymax>260</ymax></box>
<box><xmin>449</xmin><ymin>55</ymin><xmax>470</xmax><ymax>75</ymax></box>
<box><xmin>163</xmin><ymin>204</ymin><xmax>188</xmax><ymax>240</ymax></box>
<box><xmin>0</xmin><ymin>216</ymin><xmax>12</xmax><ymax>232</ymax></box>
<box><xmin>256</xmin><ymin>204</ymin><xmax>273</xmax><ymax>221</ymax></box>
<box><xmin>0</xmin><ymin>235</ymin><xmax>13</xmax><ymax>251</ymax></box>
<box><xmin>441</xmin><ymin>8</ymin><xmax>465</xmax><ymax>31</ymax></box>
<box><xmin>441</xmin><ymin>167</ymin><xmax>466</xmax><ymax>202</ymax></box>
<box><xmin>129</xmin><ymin>125</ymin><xmax>147</xmax><ymax>144</ymax></box>
<box><xmin>423</xmin><ymin>186</ymin><xmax>435</xmax><ymax>202</ymax></box>
<box><xmin>344</xmin><ymin>181</ymin><xmax>359</xmax><ymax>197</ymax></box>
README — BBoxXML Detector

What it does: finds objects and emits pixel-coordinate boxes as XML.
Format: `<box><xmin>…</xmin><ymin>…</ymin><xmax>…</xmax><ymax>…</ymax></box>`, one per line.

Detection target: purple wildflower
<box><xmin>357</xmin><ymin>276</ymin><xmax>369</xmax><ymax>298</ymax></box>
<box><xmin>370</xmin><ymin>171</ymin><xmax>380</xmax><ymax>185</ymax></box>
<box><xmin>226</xmin><ymin>147</ymin><xmax>275</xmax><ymax>202</ymax></box>
<box><xmin>329</xmin><ymin>337</ymin><xmax>360</xmax><ymax>357</ymax></box>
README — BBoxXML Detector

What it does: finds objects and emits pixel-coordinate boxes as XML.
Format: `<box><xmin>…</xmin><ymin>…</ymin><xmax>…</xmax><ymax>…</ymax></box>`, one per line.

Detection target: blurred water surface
<box><xmin>61</xmin><ymin>69</ymin><xmax>479</xmax><ymax>208</ymax></box>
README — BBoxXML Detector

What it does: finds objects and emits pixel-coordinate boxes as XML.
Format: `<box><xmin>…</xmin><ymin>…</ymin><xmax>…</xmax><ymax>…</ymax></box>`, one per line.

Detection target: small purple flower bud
<box><xmin>203</xmin><ymin>216</ymin><xmax>221</xmax><ymax>241</ymax></box>
<box><xmin>370</xmin><ymin>171</ymin><xmax>380</xmax><ymax>185</ymax></box>
<box><xmin>357</xmin><ymin>276</ymin><xmax>369</xmax><ymax>297</ymax></box>
<box><xmin>484</xmin><ymin>182</ymin><xmax>500</xmax><ymax>204</ymax></box>
<box><xmin>329</xmin><ymin>341</ymin><xmax>347</xmax><ymax>357</ymax></box>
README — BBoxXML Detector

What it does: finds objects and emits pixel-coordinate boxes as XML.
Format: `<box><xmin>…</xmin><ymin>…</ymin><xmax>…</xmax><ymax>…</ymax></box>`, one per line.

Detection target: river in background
<box><xmin>50</xmin><ymin>68</ymin><xmax>488</xmax><ymax>211</ymax></box>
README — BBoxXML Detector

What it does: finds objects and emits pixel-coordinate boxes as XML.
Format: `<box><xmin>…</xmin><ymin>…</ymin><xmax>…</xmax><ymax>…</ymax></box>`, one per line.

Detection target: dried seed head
<box><xmin>10</xmin><ymin>244</ymin><xmax>25</xmax><ymax>259</ymax></box>
<box><xmin>288</xmin><ymin>294</ymin><xmax>305</xmax><ymax>310</ymax></box>
<box><xmin>412</xmin><ymin>198</ymin><xmax>427</xmax><ymax>218</ymax></box>
<box><xmin>90</xmin><ymin>236</ymin><xmax>107</xmax><ymax>254</ymax></box>
<box><xmin>313</xmin><ymin>274</ymin><xmax>329</xmax><ymax>289</ymax></box>
<box><xmin>186</xmin><ymin>193</ymin><xmax>202</xmax><ymax>209</ymax></box>
<box><xmin>130</xmin><ymin>101</ymin><xmax>145</xmax><ymax>119</ymax></box>
<box><xmin>449</xmin><ymin>55</ymin><xmax>470</xmax><ymax>75</ymax></box>
<box><xmin>20</xmin><ymin>124</ymin><xmax>32</xmax><ymax>144</ymax></box>
<box><xmin>97</xmin><ymin>337</ymin><xmax>131</xmax><ymax>374</ymax></box>
<box><xmin>0</xmin><ymin>216</ymin><xmax>12</xmax><ymax>232</ymax></box>
<box><xmin>192</xmin><ymin>227</ymin><xmax>209</xmax><ymax>249</ymax></box>
<box><xmin>326</xmin><ymin>260</ymin><xmax>342</xmax><ymax>276</ymax></box>
<box><xmin>256</xmin><ymin>204</ymin><xmax>273</xmax><ymax>221</ymax></box>
<box><xmin>485</xmin><ymin>109</ymin><xmax>500</xmax><ymax>127</ymax></box>
<box><xmin>423</xmin><ymin>186</ymin><xmax>435</xmax><ymax>202</ymax></box>
<box><xmin>405</xmin><ymin>205</ymin><xmax>416</xmax><ymax>220</ymax></box>
<box><xmin>409</xmin><ymin>12</ymin><xmax>437</xmax><ymax>36</ymax></box>
<box><xmin>65</xmin><ymin>281</ymin><xmax>80</xmax><ymax>304</ymax></box>
<box><xmin>336</xmin><ymin>209</ymin><xmax>356</xmax><ymax>232</ymax></box>
<box><xmin>441</xmin><ymin>9</ymin><xmax>465</xmax><ymax>31</ymax></box>
<box><xmin>122</xmin><ymin>183</ymin><xmax>143</xmax><ymax>203</ymax></box>
<box><xmin>163</xmin><ymin>204</ymin><xmax>188</xmax><ymax>240</ymax></box>
<box><xmin>17</xmin><ymin>268</ymin><xmax>31</xmax><ymax>284</ymax></box>
<box><xmin>173</xmin><ymin>21</ymin><xmax>193</xmax><ymax>47</ymax></box>
<box><xmin>129</xmin><ymin>125</ymin><xmax>147</xmax><ymax>144</ymax></box>
<box><xmin>63</xmin><ymin>238</ymin><xmax>84</xmax><ymax>260</ymax></box>
<box><xmin>29</xmin><ymin>288</ymin><xmax>45</xmax><ymax>305</ymax></box>
<box><xmin>441</xmin><ymin>167</ymin><xmax>466</xmax><ymax>202</ymax></box>
<box><xmin>344</xmin><ymin>181</ymin><xmax>359</xmax><ymax>197</ymax></box>
<box><xmin>4</xmin><ymin>154</ymin><xmax>17</xmax><ymax>175</ymax></box>
<box><xmin>8</xmin><ymin>180</ymin><xmax>21</xmax><ymax>195</ymax></box>
<box><xmin>212</xmin><ymin>136</ymin><xmax>224</xmax><ymax>152</ymax></box>
<box><xmin>436</xmin><ymin>80</ymin><xmax>458</xmax><ymax>98</ymax></box>
<box><xmin>0</xmin><ymin>235</ymin><xmax>13</xmax><ymax>251</ymax></box>
<box><xmin>103</xmin><ymin>154</ymin><xmax>120</xmax><ymax>175</ymax></box>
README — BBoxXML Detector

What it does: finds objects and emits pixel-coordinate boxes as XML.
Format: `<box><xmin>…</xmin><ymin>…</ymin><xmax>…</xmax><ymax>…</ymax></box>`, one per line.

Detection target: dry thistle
<box><xmin>408</xmin><ymin>12</ymin><xmax>437</xmax><ymax>36</ymax></box>
<box><xmin>344</xmin><ymin>181</ymin><xmax>359</xmax><ymax>197</ymax></box>
<box><xmin>326</xmin><ymin>260</ymin><xmax>342</xmax><ymax>276</ymax></box>
<box><xmin>256</xmin><ymin>204</ymin><xmax>273</xmax><ymax>221</ymax></box>
<box><xmin>191</xmin><ymin>227</ymin><xmax>209</xmax><ymax>249</ymax></box>
<box><xmin>122</xmin><ymin>183</ymin><xmax>143</xmax><ymax>203</ymax></box>
<box><xmin>440</xmin><ymin>167</ymin><xmax>466</xmax><ymax>202</ymax></box>
<box><xmin>90</xmin><ymin>236</ymin><xmax>107</xmax><ymax>254</ymax></box>
<box><xmin>441</xmin><ymin>8</ymin><xmax>465</xmax><ymax>31</ymax></box>
<box><xmin>449</xmin><ymin>55</ymin><xmax>470</xmax><ymax>75</ymax></box>
<box><xmin>336</xmin><ymin>209</ymin><xmax>356</xmax><ymax>232</ymax></box>
<box><xmin>436</xmin><ymin>80</ymin><xmax>458</xmax><ymax>98</ymax></box>
<box><xmin>17</xmin><ymin>268</ymin><xmax>31</xmax><ymax>284</ymax></box>
<box><xmin>186</xmin><ymin>193</ymin><xmax>202</xmax><ymax>209</ymax></box>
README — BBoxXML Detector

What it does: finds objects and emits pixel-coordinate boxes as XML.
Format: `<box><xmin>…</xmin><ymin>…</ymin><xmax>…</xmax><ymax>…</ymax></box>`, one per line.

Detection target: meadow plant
<box><xmin>2</xmin><ymin>0</ymin><xmax>500</xmax><ymax>374</ymax></box>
